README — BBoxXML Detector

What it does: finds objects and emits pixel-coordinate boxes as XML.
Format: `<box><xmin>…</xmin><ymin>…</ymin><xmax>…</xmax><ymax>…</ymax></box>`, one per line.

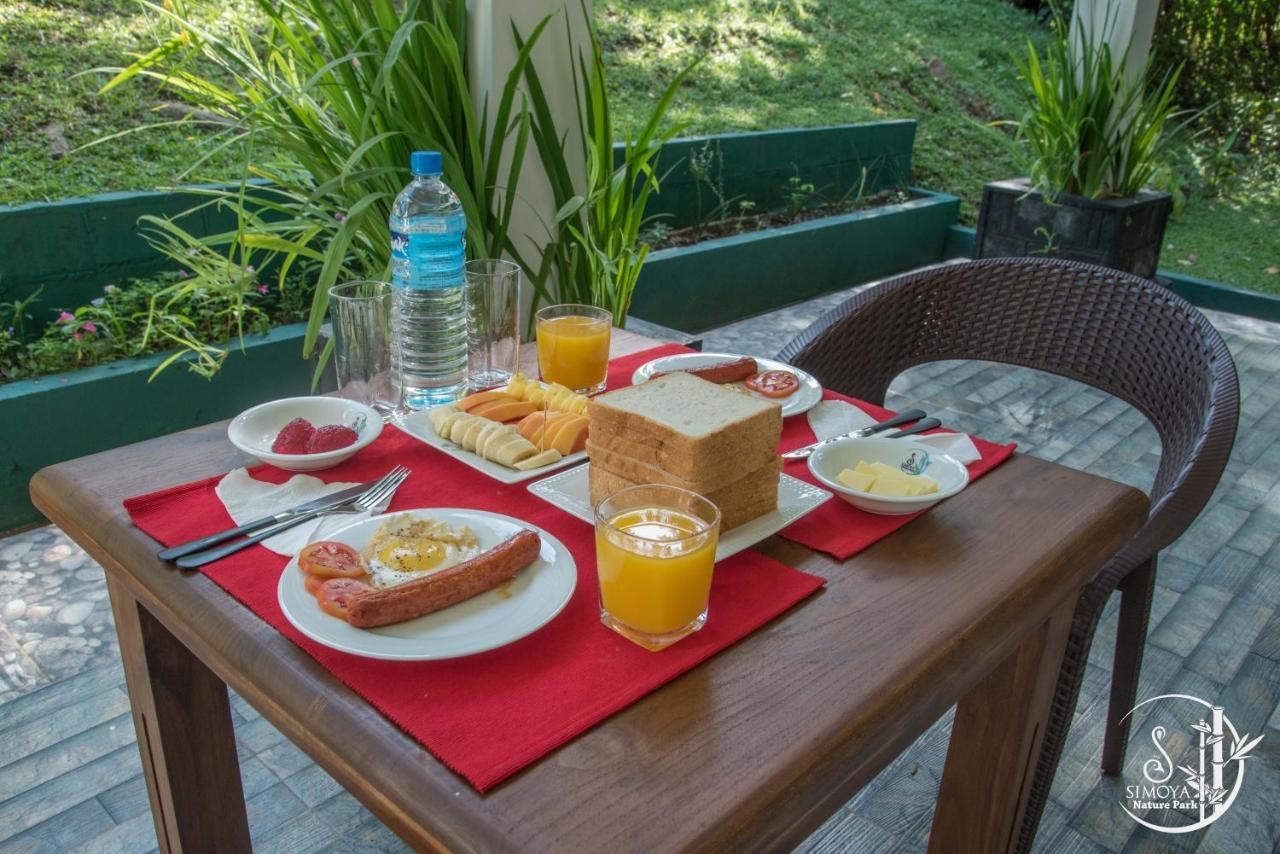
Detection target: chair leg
<box><xmin>1012</xmin><ymin>597</ymin><xmax>1101</xmax><ymax>854</ymax></box>
<box><xmin>1101</xmin><ymin>556</ymin><xmax>1157</xmax><ymax>776</ymax></box>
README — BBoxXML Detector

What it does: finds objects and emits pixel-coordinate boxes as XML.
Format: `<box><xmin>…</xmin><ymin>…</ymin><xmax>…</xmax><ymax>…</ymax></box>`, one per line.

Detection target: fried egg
<box><xmin>360</xmin><ymin>516</ymin><xmax>480</xmax><ymax>589</ymax></box>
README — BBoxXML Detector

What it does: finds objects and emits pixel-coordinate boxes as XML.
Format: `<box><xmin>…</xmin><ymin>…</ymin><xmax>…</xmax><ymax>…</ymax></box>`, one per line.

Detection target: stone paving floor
<box><xmin>1</xmin><ymin>278</ymin><xmax>1278</xmax><ymax>853</ymax></box>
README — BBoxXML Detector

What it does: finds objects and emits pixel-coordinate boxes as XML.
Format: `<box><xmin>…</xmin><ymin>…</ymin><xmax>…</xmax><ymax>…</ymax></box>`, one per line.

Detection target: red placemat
<box><xmin>606</xmin><ymin>345</ymin><xmax>1017</xmax><ymax>559</ymax></box>
<box><xmin>125</xmin><ymin>356</ymin><xmax>823</xmax><ymax>793</ymax></box>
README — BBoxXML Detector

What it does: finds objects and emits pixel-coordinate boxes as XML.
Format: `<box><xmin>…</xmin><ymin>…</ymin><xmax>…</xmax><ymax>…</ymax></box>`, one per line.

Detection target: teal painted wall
<box><xmin>2</xmin><ymin>323</ymin><xmax>330</xmax><ymax>530</ymax></box>
<box><xmin>627</xmin><ymin>121</ymin><xmax>916</xmax><ymax>230</ymax></box>
<box><xmin>630</xmin><ymin>189</ymin><xmax>959</xmax><ymax>333</ymax></box>
<box><xmin>0</xmin><ymin>183</ymin><xmax>264</xmax><ymax>328</ymax></box>
<box><xmin>945</xmin><ymin>224</ymin><xmax>1280</xmax><ymax>322</ymax></box>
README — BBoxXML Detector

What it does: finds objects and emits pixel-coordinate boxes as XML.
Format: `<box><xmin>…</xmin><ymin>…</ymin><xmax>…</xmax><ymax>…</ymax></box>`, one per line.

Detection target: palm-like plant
<box><xmin>96</xmin><ymin>0</ymin><xmax>546</xmax><ymax>376</ymax></box>
<box><xmin>518</xmin><ymin>6</ymin><xmax>699</xmax><ymax>326</ymax></box>
<box><xmin>1011</xmin><ymin>8</ymin><xmax>1184</xmax><ymax>198</ymax></box>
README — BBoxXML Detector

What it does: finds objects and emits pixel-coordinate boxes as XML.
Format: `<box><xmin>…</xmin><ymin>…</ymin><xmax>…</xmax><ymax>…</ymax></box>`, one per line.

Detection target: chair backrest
<box><xmin>777</xmin><ymin>257</ymin><xmax>1240</xmax><ymax>576</ymax></box>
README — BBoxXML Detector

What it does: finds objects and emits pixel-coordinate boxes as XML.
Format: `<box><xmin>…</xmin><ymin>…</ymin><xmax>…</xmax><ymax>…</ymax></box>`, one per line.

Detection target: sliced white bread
<box><xmin>587</xmin><ymin>372</ymin><xmax>782</xmax><ymax>484</ymax></box>
<box><xmin>586</xmin><ymin>439</ymin><xmax>782</xmax><ymax>496</ymax></box>
<box><xmin>587</xmin><ymin>458</ymin><xmax>780</xmax><ymax>531</ymax></box>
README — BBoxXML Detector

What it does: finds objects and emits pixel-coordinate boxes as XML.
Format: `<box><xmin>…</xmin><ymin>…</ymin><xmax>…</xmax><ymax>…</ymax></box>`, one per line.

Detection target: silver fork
<box><xmin>175</xmin><ymin>466</ymin><xmax>410</xmax><ymax>569</ymax></box>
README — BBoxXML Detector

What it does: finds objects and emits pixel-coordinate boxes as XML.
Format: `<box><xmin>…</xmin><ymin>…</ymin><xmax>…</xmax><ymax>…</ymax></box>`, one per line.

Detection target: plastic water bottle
<box><xmin>388</xmin><ymin>150</ymin><xmax>467</xmax><ymax>409</ymax></box>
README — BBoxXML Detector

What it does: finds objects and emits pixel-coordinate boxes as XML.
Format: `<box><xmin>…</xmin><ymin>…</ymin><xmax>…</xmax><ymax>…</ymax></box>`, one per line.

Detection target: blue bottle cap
<box><xmin>410</xmin><ymin>151</ymin><xmax>443</xmax><ymax>176</ymax></box>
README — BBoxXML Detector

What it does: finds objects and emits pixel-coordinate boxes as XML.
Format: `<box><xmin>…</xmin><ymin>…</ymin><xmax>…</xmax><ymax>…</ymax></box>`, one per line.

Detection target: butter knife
<box><xmin>781</xmin><ymin>409</ymin><xmax>927</xmax><ymax>460</ymax></box>
<box><xmin>157</xmin><ymin>482</ymin><xmax>373</xmax><ymax>561</ymax></box>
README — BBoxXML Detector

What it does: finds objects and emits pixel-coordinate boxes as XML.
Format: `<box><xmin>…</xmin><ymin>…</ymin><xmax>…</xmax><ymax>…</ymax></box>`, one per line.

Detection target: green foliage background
<box><xmin>1</xmin><ymin>0</ymin><xmax>1277</xmax><ymax>293</ymax></box>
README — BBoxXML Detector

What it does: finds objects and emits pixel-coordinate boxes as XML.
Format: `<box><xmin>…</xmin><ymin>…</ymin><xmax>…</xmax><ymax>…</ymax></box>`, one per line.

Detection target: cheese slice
<box><xmin>837</xmin><ymin>468</ymin><xmax>876</xmax><ymax>492</ymax></box>
<box><xmin>866</xmin><ymin>463</ymin><xmax>916</xmax><ymax>496</ymax></box>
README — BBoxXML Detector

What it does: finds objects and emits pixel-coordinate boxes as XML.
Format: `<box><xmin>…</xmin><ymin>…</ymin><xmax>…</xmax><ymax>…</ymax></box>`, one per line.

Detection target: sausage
<box><xmin>345</xmin><ymin>529</ymin><xmax>542</xmax><ymax>628</ymax></box>
<box><xmin>653</xmin><ymin>356</ymin><xmax>758</xmax><ymax>384</ymax></box>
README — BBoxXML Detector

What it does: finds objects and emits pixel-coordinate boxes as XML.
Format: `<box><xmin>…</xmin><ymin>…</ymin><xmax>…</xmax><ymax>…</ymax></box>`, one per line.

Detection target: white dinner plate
<box><xmin>528</xmin><ymin>465</ymin><xmax>832</xmax><ymax>561</ymax></box>
<box><xmin>630</xmin><ymin>352</ymin><xmax>823</xmax><ymax>419</ymax></box>
<box><xmin>278</xmin><ymin>508</ymin><xmax>576</xmax><ymax>660</ymax></box>
<box><xmin>394</xmin><ymin>409</ymin><xmax>586</xmax><ymax>484</ymax></box>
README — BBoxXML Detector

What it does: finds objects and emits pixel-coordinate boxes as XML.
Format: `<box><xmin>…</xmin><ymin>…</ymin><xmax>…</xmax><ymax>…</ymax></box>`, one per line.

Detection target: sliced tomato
<box><xmin>745</xmin><ymin>369</ymin><xmax>800</xmax><ymax>398</ymax></box>
<box><xmin>298</xmin><ymin>541</ymin><xmax>366</xmax><ymax>578</ymax></box>
<box><xmin>316</xmin><ymin>578</ymin><xmax>373</xmax><ymax>621</ymax></box>
<box><xmin>304</xmin><ymin>573</ymin><xmax>326</xmax><ymax>596</ymax></box>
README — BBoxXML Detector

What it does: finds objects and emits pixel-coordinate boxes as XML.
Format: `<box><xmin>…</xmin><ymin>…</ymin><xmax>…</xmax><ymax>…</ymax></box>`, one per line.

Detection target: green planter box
<box><xmin>3</xmin><ymin>323</ymin><xmax>330</xmax><ymax>531</ymax></box>
<box><xmin>632</xmin><ymin>121</ymin><xmax>917</xmax><ymax>230</ymax></box>
<box><xmin>629</xmin><ymin>189</ymin><xmax>960</xmax><ymax>333</ymax></box>
<box><xmin>0</xmin><ymin>184</ymin><xmax>261</xmax><ymax>328</ymax></box>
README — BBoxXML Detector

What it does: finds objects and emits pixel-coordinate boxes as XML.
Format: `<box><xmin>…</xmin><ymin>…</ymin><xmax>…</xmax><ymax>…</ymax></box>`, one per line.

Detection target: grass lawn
<box><xmin>1</xmin><ymin>0</ymin><xmax>1276</xmax><ymax>294</ymax></box>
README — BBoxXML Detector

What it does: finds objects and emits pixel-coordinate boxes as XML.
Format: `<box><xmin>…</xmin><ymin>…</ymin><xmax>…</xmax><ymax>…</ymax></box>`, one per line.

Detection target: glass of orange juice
<box><xmin>535</xmin><ymin>303</ymin><xmax>612</xmax><ymax>394</ymax></box>
<box><xmin>594</xmin><ymin>484</ymin><xmax>721</xmax><ymax>651</ymax></box>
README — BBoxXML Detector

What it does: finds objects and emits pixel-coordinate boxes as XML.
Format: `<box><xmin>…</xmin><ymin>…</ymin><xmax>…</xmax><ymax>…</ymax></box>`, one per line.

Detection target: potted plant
<box><xmin>975</xmin><ymin>9</ymin><xmax>1183</xmax><ymax>278</ymax></box>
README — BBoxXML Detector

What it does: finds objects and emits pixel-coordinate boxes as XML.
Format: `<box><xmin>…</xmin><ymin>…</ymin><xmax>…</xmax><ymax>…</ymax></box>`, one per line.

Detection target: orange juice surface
<box><xmin>536</xmin><ymin>314</ymin><xmax>611</xmax><ymax>391</ymax></box>
<box><xmin>596</xmin><ymin>507</ymin><xmax>717</xmax><ymax>636</ymax></box>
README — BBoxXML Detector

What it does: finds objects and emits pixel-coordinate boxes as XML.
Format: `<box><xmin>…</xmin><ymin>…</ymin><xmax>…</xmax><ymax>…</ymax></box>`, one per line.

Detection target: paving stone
<box><xmin>795</xmin><ymin>811</ymin><xmax>898</xmax><ymax>854</ymax></box>
<box><xmin>0</xmin><ymin>662</ymin><xmax>123</xmax><ymax>727</ymax></box>
<box><xmin>1192</xmin><ymin>735</ymin><xmax>1280</xmax><ymax>854</ymax></box>
<box><xmin>67</xmin><ymin>811</ymin><xmax>157</xmax><ymax>854</ymax></box>
<box><xmin>246</xmin><ymin>782</ymin><xmax>309</xmax><ymax>840</ymax></box>
<box><xmin>282</xmin><ymin>762</ymin><xmax>344</xmax><ymax>808</ymax></box>
<box><xmin>1198</xmin><ymin>547</ymin><xmax>1262</xmax><ymax>597</ymax></box>
<box><xmin>1218</xmin><ymin>654</ymin><xmax>1280</xmax><ymax>735</ymax></box>
<box><xmin>0</xmin><ymin>713</ymin><xmax>137</xmax><ymax>803</ymax></box>
<box><xmin>1187</xmin><ymin>597</ymin><xmax>1274</xmax><ymax>687</ymax></box>
<box><xmin>0</xmin><ymin>686</ymin><xmax>130</xmax><ymax>767</ymax></box>
<box><xmin>258</xmin><ymin>738</ymin><xmax>314</xmax><ymax>780</ymax></box>
<box><xmin>235</xmin><ymin>711</ymin><xmax>289</xmax><ymax>754</ymax></box>
<box><xmin>1157</xmin><ymin>555</ymin><xmax>1202</xmax><ymax>594</ymax></box>
<box><xmin>1242</xmin><ymin>561</ymin><xmax>1280</xmax><ymax>610</ymax></box>
<box><xmin>0</xmin><ymin>744</ymin><xmax>141</xmax><ymax>838</ymax></box>
<box><xmin>0</xmin><ymin>798</ymin><xmax>115</xmax><ymax>853</ymax></box>
<box><xmin>1150</xmin><ymin>584</ymin><xmax>1234</xmax><ymax>658</ymax></box>
<box><xmin>1170</xmin><ymin>504</ymin><xmax>1251</xmax><ymax>567</ymax></box>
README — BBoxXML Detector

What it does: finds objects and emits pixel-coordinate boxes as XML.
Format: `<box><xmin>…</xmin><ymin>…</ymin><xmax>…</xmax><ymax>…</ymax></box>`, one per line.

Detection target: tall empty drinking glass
<box><xmin>465</xmin><ymin>259</ymin><xmax>521</xmax><ymax>390</ymax></box>
<box><xmin>328</xmin><ymin>281</ymin><xmax>396</xmax><ymax>416</ymax></box>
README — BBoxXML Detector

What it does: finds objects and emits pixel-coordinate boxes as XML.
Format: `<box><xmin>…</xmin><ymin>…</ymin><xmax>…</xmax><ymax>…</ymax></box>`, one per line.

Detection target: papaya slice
<box><xmin>457</xmin><ymin>390</ymin><xmax>515</xmax><ymax>412</ymax></box>
<box><xmin>469</xmin><ymin>400</ymin><xmax>538</xmax><ymax>423</ymax></box>
<box><xmin>547</xmin><ymin>415</ymin><xmax>589</xmax><ymax>456</ymax></box>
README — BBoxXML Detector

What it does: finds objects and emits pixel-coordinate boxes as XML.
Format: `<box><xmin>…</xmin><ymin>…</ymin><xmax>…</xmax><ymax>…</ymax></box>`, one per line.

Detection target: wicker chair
<box><xmin>776</xmin><ymin>257</ymin><xmax>1239</xmax><ymax>852</ymax></box>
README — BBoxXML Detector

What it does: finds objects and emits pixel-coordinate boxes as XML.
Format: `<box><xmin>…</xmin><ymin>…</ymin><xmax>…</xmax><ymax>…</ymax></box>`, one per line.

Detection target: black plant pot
<box><xmin>974</xmin><ymin>178</ymin><xmax>1172</xmax><ymax>279</ymax></box>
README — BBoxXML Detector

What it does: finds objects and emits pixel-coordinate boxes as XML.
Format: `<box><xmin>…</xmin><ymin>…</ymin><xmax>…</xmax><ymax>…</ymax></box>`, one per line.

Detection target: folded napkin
<box><xmin>215</xmin><ymin>468</ymin><xmax>369</xmax><ymax>556</ymax></box>
<box><xmin>806</xmin><ymin>400</ymin><xmax>980</xmax><ymax>464</ymax></box>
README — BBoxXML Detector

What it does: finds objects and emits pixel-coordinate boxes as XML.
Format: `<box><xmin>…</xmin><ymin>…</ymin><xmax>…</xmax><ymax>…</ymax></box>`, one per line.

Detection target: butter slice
<box><xmin>866</xmin><ymin>463</ymin><xmax>916</xmax><ymax>496</ymax></box>
<box><xmin>837</xmin><ymin>468</ymin><xmax>876</xmax><ymax>492</ymax></box>
<box><xmin>854</xmin><ymin>461</ymin><xmax>876</xmax><ymax>476</ymax></box>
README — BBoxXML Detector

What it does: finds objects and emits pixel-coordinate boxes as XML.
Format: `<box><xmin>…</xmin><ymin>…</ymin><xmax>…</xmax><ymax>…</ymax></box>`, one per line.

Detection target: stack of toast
<box><xmin>586</xmin><ymin>372</ymin><xmax>783</xmax><ymax>529</ymax></box>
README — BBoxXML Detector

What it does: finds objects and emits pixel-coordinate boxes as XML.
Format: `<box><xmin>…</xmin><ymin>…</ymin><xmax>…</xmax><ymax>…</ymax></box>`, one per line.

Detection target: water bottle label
<box><xmin>390</xmin><ymin>230</ymin><xmax>465</xmax><ymax>290</ymax></box>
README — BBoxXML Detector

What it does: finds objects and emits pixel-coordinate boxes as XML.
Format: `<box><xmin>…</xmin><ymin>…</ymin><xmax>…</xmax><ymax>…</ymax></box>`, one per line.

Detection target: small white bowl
<box><xmin>228</xmin><ymin>396</ymin><xmax>383</xmax><ymax>471</ymax></box>
<box><xmin>807</xmin><ymin>435</ymin><xmax>969</xmax><ymax>515</ymax></box>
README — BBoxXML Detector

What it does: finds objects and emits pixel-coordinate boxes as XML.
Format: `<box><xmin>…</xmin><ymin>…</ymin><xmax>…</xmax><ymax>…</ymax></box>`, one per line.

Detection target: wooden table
<box><xmin>30</xmin><ymin>329</ymin><xmax>1148</xmax><ymax>853</ymax></box>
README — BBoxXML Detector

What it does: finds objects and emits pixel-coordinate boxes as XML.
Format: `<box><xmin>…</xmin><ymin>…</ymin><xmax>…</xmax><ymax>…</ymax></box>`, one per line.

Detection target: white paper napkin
<box><xmin>215</xmin><ymin>469</ymin><xmax>370</xmax><ymax>556</ymax></box>
<box><xmin>806</xmin><ymin>400</ymin><xmax>981</xmax><ymax>464</ymax></box>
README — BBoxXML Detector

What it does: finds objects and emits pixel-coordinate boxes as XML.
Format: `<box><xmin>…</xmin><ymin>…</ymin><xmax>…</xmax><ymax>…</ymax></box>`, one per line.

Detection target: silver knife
<box><xmin>157</xmin><ymin>482</ymin><xmax>374</xmax><ymax>561</ymax></box>
<box><xmin>781</xmin><ymin>409</ymin><xmax>927</xmax><ymax>460</ymax></box>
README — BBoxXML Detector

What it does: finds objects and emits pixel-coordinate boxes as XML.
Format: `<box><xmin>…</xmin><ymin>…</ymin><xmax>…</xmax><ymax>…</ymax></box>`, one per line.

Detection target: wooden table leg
<box><xmin>107</xmin><ymin>575</ymin><xmax>252</xmax><ymax>853</ymax></box>
<box><xmin>928</xmin><ymin>601</ymin><xmax>1073</xmax><ymax>854</ymax></box>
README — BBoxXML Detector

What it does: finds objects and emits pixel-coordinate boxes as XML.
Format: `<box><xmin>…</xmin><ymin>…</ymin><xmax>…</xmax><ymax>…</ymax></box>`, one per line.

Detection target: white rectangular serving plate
<box><xmin>395</xmin><ymin>410</ymin><xmax>587</xmax><ymax>485</ymax></box>
<box><xmin>528</xmin><ymin>464</ymin><xmax>832</xmax><ymax>561</ymax></box>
